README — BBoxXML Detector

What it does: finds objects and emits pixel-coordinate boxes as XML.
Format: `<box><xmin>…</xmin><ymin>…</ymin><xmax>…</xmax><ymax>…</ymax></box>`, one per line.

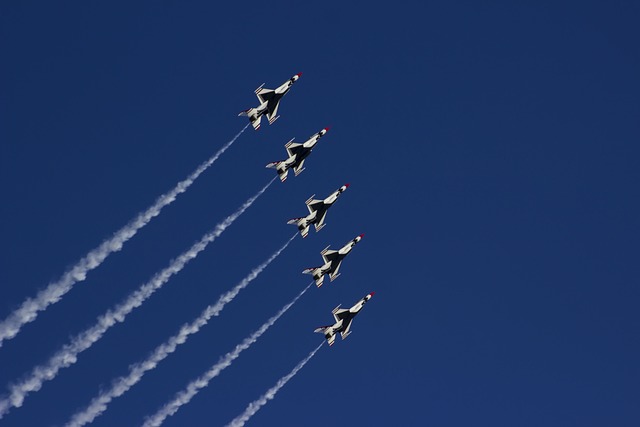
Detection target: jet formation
<box><xmin>241</xmin><ymin>73</ymin><xmax>374</xmax><ymax>346</ymax></box>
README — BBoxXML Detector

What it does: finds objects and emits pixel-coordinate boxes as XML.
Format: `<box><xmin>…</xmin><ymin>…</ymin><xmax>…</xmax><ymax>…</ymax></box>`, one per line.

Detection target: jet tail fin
<box><xmin>302</xmin><ymin>267</ymin><xmax>319</xmax><ymax>275</ymax></box>
<box><xmin>265</xmin><ymin>161</ymin><xmax>281</xmax><ymax>170</ymax></box>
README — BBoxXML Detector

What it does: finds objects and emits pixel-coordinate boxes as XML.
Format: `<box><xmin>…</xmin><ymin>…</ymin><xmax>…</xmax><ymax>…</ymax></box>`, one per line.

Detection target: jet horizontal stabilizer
<box><xmin>287</xmin><ymin>217</ymin><xmax>303</xmax><ymax>225</ymax></box>
<box><xmin>254</xmin><ymin>83</ymin><xmax>265</xmax><ymax>94</ymax></box>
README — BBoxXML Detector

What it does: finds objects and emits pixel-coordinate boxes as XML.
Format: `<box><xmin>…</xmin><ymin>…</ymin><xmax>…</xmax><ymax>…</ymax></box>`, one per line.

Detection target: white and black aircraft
<box><xmin>238</xmin><ymin>73</ymin><xmax>301</xmax><ymax>130</ymax></box>
<box><xmin>287</xmin><ymin>184</ymin><xmax>349</xmax><ymax>238</ymax></box>
<box><xmin>303</xmin><ymin>234</ymin><xmax>363</xmax><ymax>287</ymax></box>
<box><xmin>314</xmin><ymin>292</ymin><xmax>374</xmax><ymax>346</ymax></box>
<box><xmin>266</xmin><ymin>127</ymin><xmax>329</xmax><ymax>182</ymax></box>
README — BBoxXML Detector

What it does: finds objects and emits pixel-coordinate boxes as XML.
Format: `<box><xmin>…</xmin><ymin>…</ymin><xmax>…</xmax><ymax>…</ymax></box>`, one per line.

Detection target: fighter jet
<box><xmin>287</xmin><ymin>184</ymin><xmax>349</xmax><ymax>238</ymax></box>
<box><xmin>314</xmin><ymin>292</ymin><xmax>374</xmax><ymax>346</ymax></box>
<box><xmin>302</xmin><ymin>234</ymin><xmax>364</xmax><ymax>287</ymax></box>
<box><xmin>266</xmin><ymin>127</ymin><xmax>329</xmax><ymax>182</ymax></box>
<box><xmin>238</xmin><ymin>73</ymin><xmax>301</xmax><ymax>130</ymax></box>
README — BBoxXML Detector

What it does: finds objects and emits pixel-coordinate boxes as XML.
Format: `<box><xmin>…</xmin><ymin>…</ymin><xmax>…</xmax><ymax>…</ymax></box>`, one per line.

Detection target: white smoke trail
<box><xmin>0</xmin><ymin>125</ymin><xmax>249</xmax><ymax>349</ymax></box>
<box><xmin>0</xmin><ymin>176</ymin><xmax>272</xmax><ymax>420</ymax></box>
<box><xmin>142</xmin><ymin>283</ymin><xmax>313</xmax><ymax>427</ymax></box>
<box><xmin>226</xmin><ymin>341</ymin><xmax>324</xmax><ymax>427</ymax></box>
<box><xmin>64</xmin><ymin>233</ymin><xmax>297</xmax><ymax>427</ymax></box>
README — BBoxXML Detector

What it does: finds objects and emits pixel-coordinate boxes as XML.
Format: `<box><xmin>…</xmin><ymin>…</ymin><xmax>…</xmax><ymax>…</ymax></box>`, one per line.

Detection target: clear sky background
<box><xmin>1</xmin><ymin>1</ymin><xmax>639</xmax><ymax>426</ymax></box>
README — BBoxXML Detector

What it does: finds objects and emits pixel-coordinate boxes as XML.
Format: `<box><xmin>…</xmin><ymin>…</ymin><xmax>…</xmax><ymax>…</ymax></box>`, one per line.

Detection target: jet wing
<box><xmin>285</xmin><ymin>140</ymin><xmax>303</xmax><ymax>158</ymax></box>
<box><xmin>284</xmin><ymin>142</ymin><xmax>305</xmax><ymax>157</ymax></box>
<box><xmin>340</xmin><ymin>318</ymin><xmax>354</xmax><ymax>339</ymax></box>
<box><xmin>321</xmin><ymin>249</ymin><xmax>340</xmax><ymax>264</ymax></box>
<box><xmin>327</xmin><ymin>259</ymin><xmax>342</xmax><ymax>281</ymax></box>
<box><xmin>314</xmin><ymin>209</ymin><xmax>328</xmax><ymax>231</ymax></box>
<box><xmin>255</xmin><ymin>87</ymin><xmax>276</xmax><ymax>104</ymax></box>
<box><xmin>332</xmin><ymin>308</ymin><xmax>351</xmax><ymax>323</ymax></box>
<box><xmin>293</xmin><ymin>159</ymin><xmax>306</xmax><ymax>176</ymax></box>
<box><xmin>266</xmin><ymin>99</ymin><xmax>280</xmax><ymax>123</ymax></box>
<box><xmin>306</xmin><ymin>198</ymin><xmax>324</xmax><ymax>214</ymax></box>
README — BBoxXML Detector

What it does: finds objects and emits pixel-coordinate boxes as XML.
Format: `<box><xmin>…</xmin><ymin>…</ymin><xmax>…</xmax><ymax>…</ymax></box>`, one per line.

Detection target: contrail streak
<box><xmin>142</xmin><ymin>283</ymin><xmax>313</xmax><ymax>427</ymax></box>
<box><xmin>0</xmin><ymin>176</ymin><xmax>272</xmax><ymax>419</ymax></box>
<box><xmin>226</xmin><ymin>341</ymin><xmax>324</xmax><ymax>427</ymax></box>
<box><xmin>0</xmin><ymin>124</ymin><xmax>249</xmax><ymax>349</ymax></box>
<box><xmin>64</xmin><ymin>233</ymin><xmax>297</xmax><ymax>427</ymax></box>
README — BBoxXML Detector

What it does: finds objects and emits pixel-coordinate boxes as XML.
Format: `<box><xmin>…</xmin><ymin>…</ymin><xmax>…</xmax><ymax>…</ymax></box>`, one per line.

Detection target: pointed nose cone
<box><xmin>296</xmin><ymin>72</ymin><xmax>303</xmax><ymax>77</ymax></box>
<box><xmin>365</xmin><ymin>292</ymin><xmax>375</xmax><ymax>300</ymax></box>
<box><xmin>359</xmin><ymin>233</ymin><xmax>365</xmax><ymax>239</ymax></box>
<box><xmin>344</xmin><ymin>183</ymin><xmax>350</xmax><ymax>188</ymax></box>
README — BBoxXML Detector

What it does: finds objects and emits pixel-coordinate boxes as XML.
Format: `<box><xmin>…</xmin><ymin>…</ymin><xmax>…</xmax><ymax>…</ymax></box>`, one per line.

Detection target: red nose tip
<box><xmin>323</xmin><ymin>126</ymin><xmax>331</xmax><ymax>132</ymax></box>
<box><xmin>369</xmin><ymin>292</ymin><xmax>375</xmax><ymax>297</ymax></box>
<box><xmin>359</xmin><ymin>233</ymin><xmax>365</xmax><ymax>239</ymax></box>
<box><xmin>344</xmin><ymin>183</ymin><xmax>350</xmax><ymax>188</ymax></box>
<box><xmin>296</xmin><ymin>72</ymin><xmax>302</xmax><ymax>77</ymax></box>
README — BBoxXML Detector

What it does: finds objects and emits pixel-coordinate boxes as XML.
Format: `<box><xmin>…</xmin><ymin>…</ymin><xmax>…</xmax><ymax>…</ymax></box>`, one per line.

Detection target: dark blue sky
<box><xmin>1</xmin><ymin>1</ymin><xmax>639</xmax><ymax>426</ymax></box>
